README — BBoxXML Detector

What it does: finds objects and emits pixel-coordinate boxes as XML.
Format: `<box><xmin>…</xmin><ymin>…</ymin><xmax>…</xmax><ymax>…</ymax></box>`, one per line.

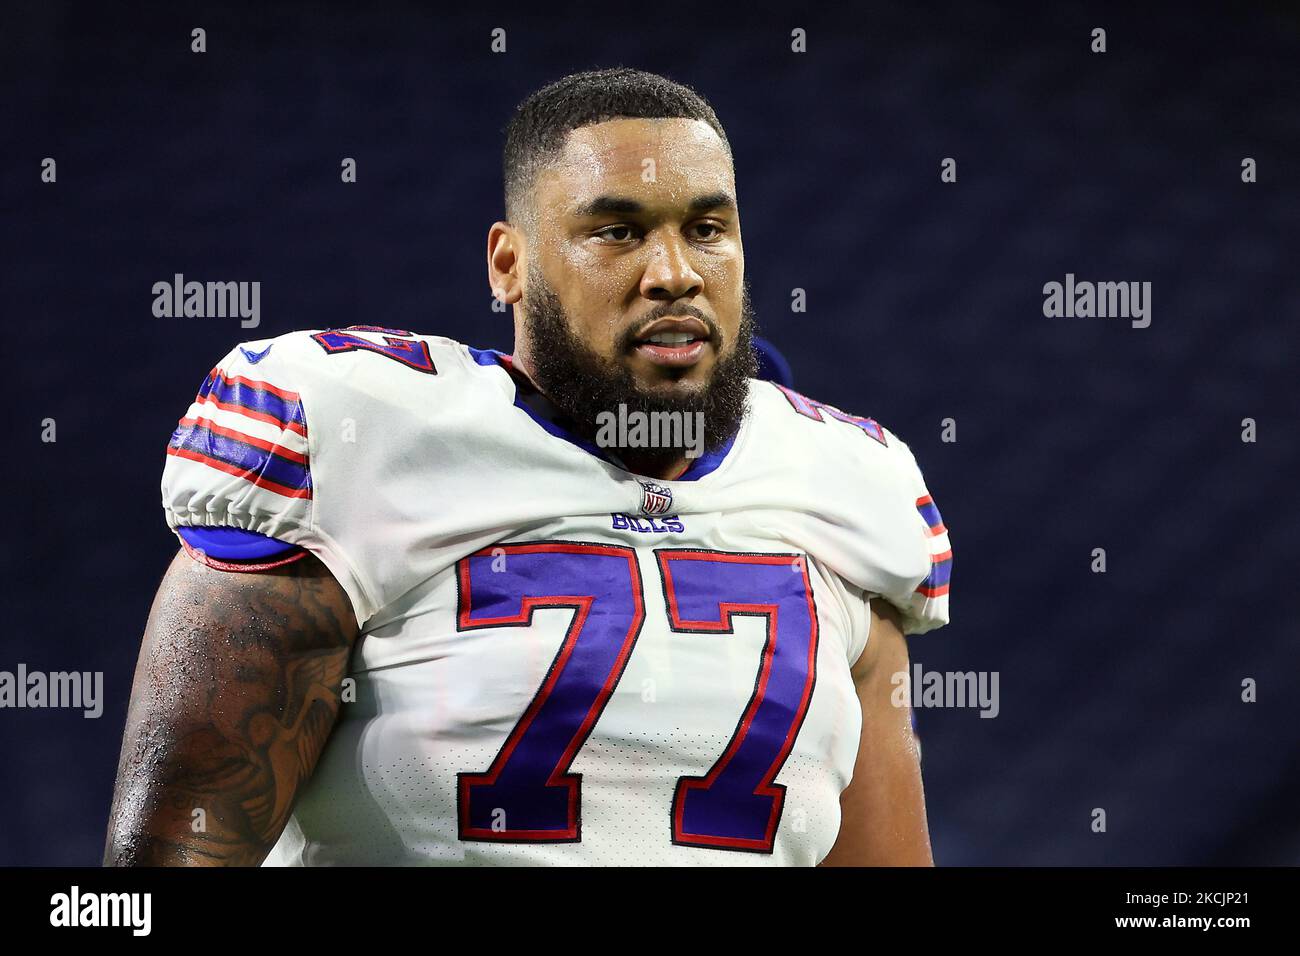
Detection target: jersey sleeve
<box><xmin>160</xmin><ymin>339</ymin><xmax>375</xmax><ymax>625</ymax></box>
<box><xmin>884</xmin><ymin>435</ymin><xmax>952</xmax><ymax>636</ymax></box>
<box><xmin>175</xmin><ymin>525</ymin><xmax>306</xmax><ymax>571</ymax></box>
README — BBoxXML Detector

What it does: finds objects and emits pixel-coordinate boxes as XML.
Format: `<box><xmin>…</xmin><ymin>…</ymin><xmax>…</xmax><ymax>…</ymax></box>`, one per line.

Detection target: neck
<box><xmin>611</xmin><ymin>449</ymin><xmax>691</xmax><ymax>482</ymax></box>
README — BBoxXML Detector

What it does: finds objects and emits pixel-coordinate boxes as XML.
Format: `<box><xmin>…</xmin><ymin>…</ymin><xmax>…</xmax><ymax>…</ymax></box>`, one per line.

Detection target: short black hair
<box><xmin>503</xmin><ymin>67</ymin><xmax>732</xmax><ymax>225</ymax></box>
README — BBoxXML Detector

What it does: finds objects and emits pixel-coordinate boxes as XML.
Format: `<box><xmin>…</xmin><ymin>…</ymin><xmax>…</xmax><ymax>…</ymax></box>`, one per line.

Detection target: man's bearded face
<box><xmin>523</xmin><ymin>264</ymin><xmax>758</xmax><ymax>463</ymax></box>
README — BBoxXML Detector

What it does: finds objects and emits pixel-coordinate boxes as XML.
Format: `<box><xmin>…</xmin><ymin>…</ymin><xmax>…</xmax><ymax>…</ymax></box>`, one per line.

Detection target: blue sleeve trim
<box><xmin>176</xmin><ymin>526</ymin><xmax>299</xmax><ymax>560</ymax></box>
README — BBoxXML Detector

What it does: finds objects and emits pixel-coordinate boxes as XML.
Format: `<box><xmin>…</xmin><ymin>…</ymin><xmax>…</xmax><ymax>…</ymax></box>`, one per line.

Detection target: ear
<box><xmin>487</xmin><ymin>221</ymin><xmax>525</xmax><ymax>305</ymax></box>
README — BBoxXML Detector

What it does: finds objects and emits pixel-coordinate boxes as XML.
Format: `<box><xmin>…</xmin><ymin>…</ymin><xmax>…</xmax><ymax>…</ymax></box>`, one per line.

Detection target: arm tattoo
<box><xmin>104</xmin><ymin>550</ymin><xmax>360</xmax><ymax>866</ymax></box>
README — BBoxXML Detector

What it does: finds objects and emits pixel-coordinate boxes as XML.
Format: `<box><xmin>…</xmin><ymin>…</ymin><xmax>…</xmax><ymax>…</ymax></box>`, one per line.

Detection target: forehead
<box><xmin>536</xmin><ymin>117</ymin><xmax>734</xmax><ymax>211</ymax></box>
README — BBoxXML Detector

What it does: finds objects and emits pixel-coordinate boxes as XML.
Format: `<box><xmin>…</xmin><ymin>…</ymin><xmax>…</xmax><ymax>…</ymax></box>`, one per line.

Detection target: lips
<box><xmin>631</xmin><ymin>317</ymin><xmax>712</xmax><ymax>368</ymax></box>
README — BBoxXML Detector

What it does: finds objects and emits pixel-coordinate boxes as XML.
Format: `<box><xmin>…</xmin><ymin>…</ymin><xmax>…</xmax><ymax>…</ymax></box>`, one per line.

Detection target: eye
<box><xmin>592</xmin><ymin>224</ymin><xmax>640</xmax><ymax>243</ymax></box>
<box><xmin>689</xmin><ymin>221</ymin><xmax>725</xmax><ymax>241</ymax></box>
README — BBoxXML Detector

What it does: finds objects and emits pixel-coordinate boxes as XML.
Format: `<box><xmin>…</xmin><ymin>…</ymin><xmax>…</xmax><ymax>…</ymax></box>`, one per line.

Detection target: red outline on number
<box><xmin>772</xmin><ymin>382</ymin><xmax>888</xmax><ymax>446</ymax></box>
<box><xmin>454</xmin><ymin>541</ymin><xmax>645</xmax><ymax>843</ymax></box>
<box><xmin>340</xmin><ymin>325</ymin><xmax>413</xmax><ymax>336</ymax></box>
<box><xmin>656</xmin><ymin>549</ymin><xmax>820</xmax><ymax>853</ymax></box>
<box><xmin>310</xmin><ymin>329</ymin><xmax>436</xmax><ymax>373</ymax></box>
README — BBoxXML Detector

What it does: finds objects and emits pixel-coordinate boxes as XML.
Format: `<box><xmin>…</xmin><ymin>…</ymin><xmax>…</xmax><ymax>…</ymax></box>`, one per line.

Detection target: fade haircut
<box><xmin>502</xmin><ymin>67</ymin><xmax>732</xmax><ymax>228</ymax></box>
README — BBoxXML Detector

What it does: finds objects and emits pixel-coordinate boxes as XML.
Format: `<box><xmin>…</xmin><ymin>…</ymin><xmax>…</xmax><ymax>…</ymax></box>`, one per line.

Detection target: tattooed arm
<box><xmin>104</xmin><ymin>547</ymin><xmax>360</xmax><ymax>866</ymax></box>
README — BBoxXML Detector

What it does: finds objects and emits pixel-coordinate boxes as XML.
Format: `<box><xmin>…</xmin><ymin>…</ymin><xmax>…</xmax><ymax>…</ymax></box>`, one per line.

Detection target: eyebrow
<box><xmin>573</xmin><ymin>191</ymin><xmax>737</xmax><ymax>218</ymax></box>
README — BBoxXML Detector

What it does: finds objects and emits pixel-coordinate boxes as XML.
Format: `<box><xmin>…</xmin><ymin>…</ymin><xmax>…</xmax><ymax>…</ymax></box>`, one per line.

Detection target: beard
<box><xmin>522</xmin><ymin>270</ymin><xmax>759</xmax><ymax>471</ymax></box>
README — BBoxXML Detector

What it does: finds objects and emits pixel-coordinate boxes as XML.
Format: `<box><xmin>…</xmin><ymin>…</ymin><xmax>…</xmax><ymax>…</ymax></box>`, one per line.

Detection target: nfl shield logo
<box><xmin>639</xmin><ymin>481</ymin><xmax>673</xmax><ymax>516</ymax></box>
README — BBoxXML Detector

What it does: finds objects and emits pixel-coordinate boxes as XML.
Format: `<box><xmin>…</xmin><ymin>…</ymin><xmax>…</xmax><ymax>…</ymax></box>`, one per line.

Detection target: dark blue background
<box><xmin>2</xmin><ymin>1</ymin><xmax>1297</xmax><ymax>865</ymax></box>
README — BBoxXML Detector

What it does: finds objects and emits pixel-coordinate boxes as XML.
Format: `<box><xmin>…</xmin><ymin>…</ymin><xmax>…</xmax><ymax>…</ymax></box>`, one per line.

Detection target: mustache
<box><xmin>616</xmin><ymin>304</ymin><xmax>720</xmax><ymax>352</ymax></box>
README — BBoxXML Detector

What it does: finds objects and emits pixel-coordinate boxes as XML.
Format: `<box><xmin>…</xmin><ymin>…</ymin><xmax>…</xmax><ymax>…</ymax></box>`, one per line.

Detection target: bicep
<box><xmin>819</xmin><ymin>598</ymin><xmax>933</xmax><ymax>866</ymax></box>
<box><xmin>104</xmin><ymin>547</ymin><xmax>359</xmax><ymax>866</ymax></box>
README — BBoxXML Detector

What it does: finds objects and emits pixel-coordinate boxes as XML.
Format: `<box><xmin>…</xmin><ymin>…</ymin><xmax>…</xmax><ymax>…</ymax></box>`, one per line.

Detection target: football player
<box><xmin>105</xmin><ymin>68</ymin><xmax>951</xmax><ymax>866</ymax></box>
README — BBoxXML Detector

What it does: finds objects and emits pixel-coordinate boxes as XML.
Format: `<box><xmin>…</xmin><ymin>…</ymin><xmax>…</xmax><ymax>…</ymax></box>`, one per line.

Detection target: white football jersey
<box><xmin>160</xmin><ymin>326</ymin><xmax>952</xmax><ymax>866</ymax></box>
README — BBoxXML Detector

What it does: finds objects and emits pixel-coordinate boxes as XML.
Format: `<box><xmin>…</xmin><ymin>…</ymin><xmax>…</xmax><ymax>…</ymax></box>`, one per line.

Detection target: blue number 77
<box><xmin>455</xmin><ymin>541</ymin><xmax>819</xmax><ymax>853</ymax></box>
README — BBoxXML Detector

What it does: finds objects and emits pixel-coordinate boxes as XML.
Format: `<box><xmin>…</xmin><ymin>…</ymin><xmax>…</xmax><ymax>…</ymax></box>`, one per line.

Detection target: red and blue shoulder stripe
<box><xmin>914</xmin><ymin>494</ymin><xmax>951</xmax><ymax>598</ymax></box>
<box><xmin>167</xmin><ymin>367</ymin><xmax>312</xmax><ymax>499</ymax></box>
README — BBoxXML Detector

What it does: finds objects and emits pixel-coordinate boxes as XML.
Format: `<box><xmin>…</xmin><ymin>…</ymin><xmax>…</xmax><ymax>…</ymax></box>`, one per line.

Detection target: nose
<box><xmin>639</xmin><ymin>231</ymin><xmax>704</xmax><ymax>302</ymax></box>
